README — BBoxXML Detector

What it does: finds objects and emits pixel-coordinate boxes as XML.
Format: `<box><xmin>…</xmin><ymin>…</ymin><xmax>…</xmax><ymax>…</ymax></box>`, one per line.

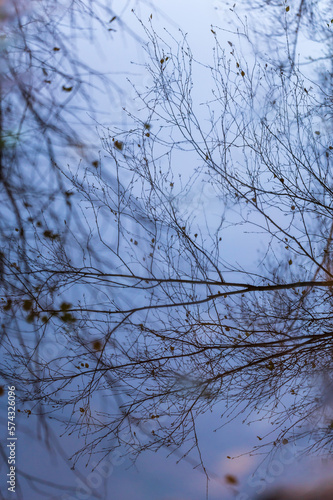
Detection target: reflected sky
<box><xmin>0</xmin><ymin>0</ymin><xmax>332</xmax><ymax>499</ymax></box>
